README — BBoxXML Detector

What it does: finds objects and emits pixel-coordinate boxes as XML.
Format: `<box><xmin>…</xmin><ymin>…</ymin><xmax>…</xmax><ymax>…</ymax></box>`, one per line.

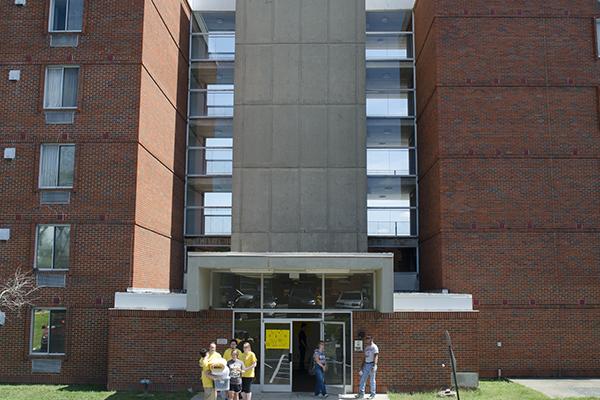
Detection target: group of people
<box><xmin>200</xmin><ymin>335</ymin><xmax>379</xmax><ymax>399</ymax></box>
<box><xmin>199</xmin><ymin>340</ymin><xmax>257</xmax><ymax>400</ymax></box>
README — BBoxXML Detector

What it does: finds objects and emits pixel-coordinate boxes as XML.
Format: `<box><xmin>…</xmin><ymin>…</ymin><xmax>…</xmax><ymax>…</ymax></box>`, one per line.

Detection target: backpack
<box><xmin>308</xmin><ymin>353</ymin><xmax>316</xmax><ymax>376</ymax></box>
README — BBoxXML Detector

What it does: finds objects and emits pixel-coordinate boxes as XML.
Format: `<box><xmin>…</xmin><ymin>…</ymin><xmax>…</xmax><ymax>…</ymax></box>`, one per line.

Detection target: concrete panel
<box><xmin>300</xmin><ymin>233</ymin><xmax>331</xmax><ymax>252</ymax></box>
<box><xmin>330</xmin><ymin>233</ymin><xmax>359</xmax><ymax>252</ymax></box>
<box><xmin>272</xmin><ymin>106</ymin><xmax>300</xmax><ymax>167</ymax></box>
<box><xmin>273</xmin><ymin>45</ymin><xmax>300</xmax><ymax>104</ymax></box>
<box><xmin>233</xmin><ymin>105</ymin><xmax>244</xmax><ymax>167</ymax></box>
<box><xmin>328</xmin><ymin>168</ymin><xmax>358</xmax><ymax>231</ymax></box>
<box><xmin>240</xmin><ymin>168</ymin><xmax>271</xmax><ymax>232</ymax></box>
<box><xmin>232</xmin><ymin>167</ymin><xmax>242</xmax><ymax>231</ymax></box>
<box><xmin>242</xmin><ymin>0</ymin><xmax>273</xmax><ymax>44</ymax></box>
<box><xmin>271</xmin><ymin>169</ymin><xmax>300</xmax><ymax>232</ymax></box>
<box><xmin>239</xmin><ymin>233</ymin><xmax>270</xmax><ymax>252</ymax></box>
<box><xmin>243</xmin><ymin>45</ymin><xmax>273</xmax><ymax>103</ymax></box>
<box><xmin>274</xmin><ymin>0</ymin><xmax>300</xmax><ymax>43</ymax></box>
<box><xmin>328</xmin><ymin>106</ymin><xmax>357</xmax><ymax>167</ymax></box>
<box><xmin>300</xmin><ymin>106</ymin><xmax>328</xmax><ymax>167</ymax></box>
<box><xmin>300</xmin><ymin>45</ymin><xmax>328</xmax><ymax>104</ymax></box>
<box><xmin>270</xmin><ymin>233</ymin><xmax>300</xmax><ymax>252</ymax></box>
<box><xmin>328</xmin><ymin>45</ymin><xmax>357</xmax><ymax>103</ymax></box>
<box><xmin>300</xmin><ymin>169</ymin><xmax>328</xmax><ymax>231</ymax></box>
<box><xmin>241</xmin><ymin>106</ymin><xmax>272</xmax><ymax>167</ymax></box>
<box><xmin>329</xmin><ymin>0</ymin><xmax>357</xmax><ymax>43</ymax></box>
<box><xmin>300</xmin><ymin>0</ymin><xmax>328</xmax><ymax>42</ymax></box>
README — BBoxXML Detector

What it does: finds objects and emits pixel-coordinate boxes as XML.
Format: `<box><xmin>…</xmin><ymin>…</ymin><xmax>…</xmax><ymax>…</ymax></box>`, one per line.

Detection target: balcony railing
<box><xmin>366</xmin><ymin>32</ymin><xmax>413</xmax><ymax>61</ymax></box>
<box><xmin>185</xmin><ymin>206</ymin><xmax>232</xmax><ymax>236</ymax></box>
<box><xmin>191</xmin><ymin>33</ymin><xmax>235</xmax><ymax>61</ymax></box>
<box><xmin>188</xmin><ymin>147</ymin><xmax>233</xmax><ymax>176</ymax></box>
<box><xmin>189</xmin><ymin>88</ymin><xmax>234</xmax><ymax>118</ymax></box>
<box><xmin>367</xmin><ymin>207</ymin><xmax>417</xmax><ymax>237</ymax></box>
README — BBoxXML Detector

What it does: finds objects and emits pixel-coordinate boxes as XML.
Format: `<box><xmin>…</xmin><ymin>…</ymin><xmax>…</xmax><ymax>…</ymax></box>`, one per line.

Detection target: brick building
<box><xmin>0</xmin><ymin>0</ymin><xmax>598</xmax><ymax>394</ymax></box>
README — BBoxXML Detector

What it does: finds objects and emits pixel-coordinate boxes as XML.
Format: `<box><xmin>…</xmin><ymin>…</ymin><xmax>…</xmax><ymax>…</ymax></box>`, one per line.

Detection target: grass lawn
<box><xmin>390</xmin><ymin>380</ymin><xmax>600</xmax><ymax>400</ymax></box>
<box><xmin>0</xmin><ymin>384</ymin><xmax>194</xmax><ymax>400</ymax></box>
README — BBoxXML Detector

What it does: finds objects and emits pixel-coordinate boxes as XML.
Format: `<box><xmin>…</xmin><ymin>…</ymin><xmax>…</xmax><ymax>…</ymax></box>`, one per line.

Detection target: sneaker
<box><xmin>314</xmin><ymin>394</ymin><xmax>321</xmax><ymax>398</ymax></box>
<box><xmin>355</xmin><ymin>394</ymin><xmax>364</xmax><ymax>399</ymax></box>
<box><xmin>368</xmin><ymin>394</ymin><xmax>376</xmax><ymax>399</ymax></box>
<box><xmin>323</xmin><ymin>394</ymin><xmax>329</xmax><ymax>398</ymax></box>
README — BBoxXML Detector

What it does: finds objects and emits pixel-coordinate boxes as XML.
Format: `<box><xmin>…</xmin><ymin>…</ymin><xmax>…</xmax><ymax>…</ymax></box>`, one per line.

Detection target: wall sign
<box><xmin>354</xmin><ymin>340</ymin><xmax>363</xmax><ymax>352</ymax></box>
<box><xmin>217</xmin><ymin>338</ymin><xmax>228</xmax><ymax>345</ymax></box>
<box><xmin>265</xmin><ymin>329</ymin><xmax>290</xmax><ymax>349</ymax></box>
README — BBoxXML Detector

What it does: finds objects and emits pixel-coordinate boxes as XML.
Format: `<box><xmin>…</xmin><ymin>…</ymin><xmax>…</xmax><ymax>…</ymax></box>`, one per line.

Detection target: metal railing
<box><xmin>366</xmin><ymin>32</ymin><xmax>414</xmax><ymax>60</ymax></box>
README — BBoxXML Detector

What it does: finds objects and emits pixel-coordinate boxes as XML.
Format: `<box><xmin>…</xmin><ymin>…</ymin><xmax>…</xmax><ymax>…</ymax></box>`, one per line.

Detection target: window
<box><xmin>44</xmin><ymin>66</ymin><xmax>79</xmax><ymax>109</ymax></box>
<box><xmin>596</xmin><ymin>18</ymin><xmax>600</xmax><ymax>57</ymax></box>
<box><xmin>39</xmin><ymin>144</ymin><xmax>75</xmax><ymax>189</ymax></box>
<box><xmin>31</xmin><ymin>309</ymin><xmax>66</xmax><ymax>355</ymax></box>
<box><xmin>35</xmin><ymin>225</ymin><xmax>70</xmax><ymax>270</ymax></box>
<box><xmin>49</xmin><ymin>0</ymin><xmax>83</xmax><ymax>32</ymax></box>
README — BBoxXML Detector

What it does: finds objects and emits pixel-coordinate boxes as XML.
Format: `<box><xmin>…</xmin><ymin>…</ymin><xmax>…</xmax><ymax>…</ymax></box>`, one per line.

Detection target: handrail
<box><xmin>269</xmin><ymin>354</ymin><xmax>288</xmax><ymax>384</ymax></box>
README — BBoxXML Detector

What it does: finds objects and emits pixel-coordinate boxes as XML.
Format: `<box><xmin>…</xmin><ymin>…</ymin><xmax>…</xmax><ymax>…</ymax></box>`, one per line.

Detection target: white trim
<box><xmin>114</xmin><ymin>292</ymin><xmax>187</xmax><ymax>310</ymax></box>
<box><xmin>366</xmin><ymin>0</ymin><xmax>415</xmax><ymax>10</ymax></box>
<box><xmin>393</xmin><ymin>292</ymin><xmax>474</xmax><ymax>312</ymax></box>
<box><xmin>189</xmin><ymin>0</ymin><xmax>235</xmax><ymax>11</ymax></box>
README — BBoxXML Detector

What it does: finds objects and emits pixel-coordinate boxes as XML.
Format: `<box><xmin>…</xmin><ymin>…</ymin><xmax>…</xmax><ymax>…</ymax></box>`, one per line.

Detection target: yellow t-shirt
<box><xmin>200</xmin><ymin>351</ymin><xmax>222</xmax><ymax>388</ymax></box>
<box><xmin>223</xmin><ymin>348</ymin><xmax>236</xmax><ymax>361</ymax></box>
<box><xmin>240</xmin><ymin>351</ymin><xmax>257</xmax><ymax>378</ymax></box>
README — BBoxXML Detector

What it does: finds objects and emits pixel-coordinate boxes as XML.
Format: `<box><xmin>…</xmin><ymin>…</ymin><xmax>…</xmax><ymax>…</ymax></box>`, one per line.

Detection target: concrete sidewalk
<box><xmin>193</xmin><ymin>394</ymin><xmax>390</xmax><ymax>400</ymax></box>
<box><xmin>512</xmin><ymin>379</ymin><xmax>600</xmax><ymax>398</ymax></box>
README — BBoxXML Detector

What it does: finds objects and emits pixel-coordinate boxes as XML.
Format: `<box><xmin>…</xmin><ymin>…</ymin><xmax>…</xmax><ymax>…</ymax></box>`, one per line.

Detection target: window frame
<box><xmin>34</xmin><ymin>224</ymin><xmax>71</xmax><ymax>271</ymax></box>
<box><xmin>48</xmin><ymin>0</ymin><xmax>84</xmax><ymax>33</ymax></box>
<box><xmin>595</xmin><ymin>18</ymin><xmax>600</xmax><ymax>58</ymax></box>
<box><xmin>29</xmin><ymin>308</ymin><xmax>67</xmax><ymax>356</ymax></box>
<box><xmin>38</xmin><ymin>144</ymin><xmax>76</xmax><ymax>190</ymax></box>
<box><xmin>43</xmin><ymin>66</ymin><xmax>80</xmax><ymax>110</ymax></box>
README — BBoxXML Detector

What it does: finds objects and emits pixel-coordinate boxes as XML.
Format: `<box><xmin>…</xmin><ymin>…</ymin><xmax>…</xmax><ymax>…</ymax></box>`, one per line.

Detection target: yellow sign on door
<box><xmin>265</xmin><ymin>329</ymin><xmax>290</xmax><ymax>349</ymax></box>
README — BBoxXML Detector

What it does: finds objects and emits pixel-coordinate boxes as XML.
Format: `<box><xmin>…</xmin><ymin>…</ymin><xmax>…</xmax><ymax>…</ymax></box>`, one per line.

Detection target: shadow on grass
<box><xmin>57</xmin><ymin>385</ymin><xmax>194</xmax><ymax>400</ymax></box>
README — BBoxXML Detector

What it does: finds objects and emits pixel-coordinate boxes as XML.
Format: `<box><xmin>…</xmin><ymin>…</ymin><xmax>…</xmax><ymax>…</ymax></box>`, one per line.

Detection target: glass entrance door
<box><xmin>262</xmin><ymin>321</ymin><xmax>292</xmax><ymax>392</ymax></box>
<box><xmin>322</xmin><ymin>321</ymin><xmax>347</xmax><ymax>394</ymax></box>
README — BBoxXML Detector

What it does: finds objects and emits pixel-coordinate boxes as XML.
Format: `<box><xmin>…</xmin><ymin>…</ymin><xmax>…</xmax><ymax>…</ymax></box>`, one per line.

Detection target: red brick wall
<box><xmin>415</xmin><ymin>0</ymin><xmax>600</xmax><ymax>378</ymax></box>
<box><xmin>107</xmin><ymin>309</ymin><xmax>232</xmax><ymax>392</ymax></box>
<box><xmin>0</xmin><ymin>0</ymin><xmax>189</xmax><ymax>386</ymax></box>
<box><xmin>132</xmin><ymin>0</ymin><xmax>189</xmax><ymax>291</ymax></box>
<box><xmin>353</xmin><ymin>312</ymin><xmax>479</xmax><ymax>393</ymax></box>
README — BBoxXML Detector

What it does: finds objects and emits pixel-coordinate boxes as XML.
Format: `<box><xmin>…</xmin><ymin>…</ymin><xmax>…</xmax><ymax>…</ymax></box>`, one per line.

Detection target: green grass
<box><xmin>0</xmin><ymin>384</ymin><xmax>194</xmax><ymax>400</ymax></box>
<box><xmin>390</xmin><ymin>380</ymin><xmax>600</xmax><ymax>400</ymax></box>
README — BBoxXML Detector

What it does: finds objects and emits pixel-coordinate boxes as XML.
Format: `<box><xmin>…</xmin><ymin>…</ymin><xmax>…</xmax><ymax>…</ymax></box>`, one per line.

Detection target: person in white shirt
<box><xmin>355</xmin><ymin>336</ymin><xmax>379</xmax><ymax>399</ymax></box>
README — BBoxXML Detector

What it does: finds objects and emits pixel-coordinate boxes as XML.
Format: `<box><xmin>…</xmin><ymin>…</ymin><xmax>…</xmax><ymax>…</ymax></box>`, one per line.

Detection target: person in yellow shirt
<box><xmin>223</xmin><ymin>339</ymin><xmax>238</xmax><ymax>361</ymax></box>
<box><xmin>200</xmin><ymin>343</ymin><xmax>222</xmax><ymax>400</ymax></box>
<box><xmin>239</xmin><ymin>342</ymin><xmax>257</xmax><ymax>400</ymax></box>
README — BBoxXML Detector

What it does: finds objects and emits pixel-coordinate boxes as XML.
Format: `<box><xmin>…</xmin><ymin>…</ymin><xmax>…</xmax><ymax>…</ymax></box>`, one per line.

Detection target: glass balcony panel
<box><xmin>188</xmin><ymin>148</ymin><xmax>233</xmax><ymax>176</ymax></box>
<box><xmin>367</xmin><ymin>208</ymin><xmax>417</xmax><ymax>237</ymax></box>
<box><xmin>366</xmin><ymin>33</ymin><xmax>413</xmax><ymax>60</ymax></box>
<box><xmin>366</xmin><ymin>91</ymin><xmax>414</xmax><ymax>117</ymax></box>
<box><xmin>367</xmin><ymin>149</ymin><xmax>415</xmax><ymax>176</ymax></box>
<box><xmin>189</xmin><ymin>119</ymin><xmax>233</xmax><ymax>147</ymax></box>
<box><xmin>366</xmin><ymin>61</ymin><xmax>414</xmax><ymax>90</ymax></box>
<box><xmin>190</xmin><ymin>86</ymin><xmax>234</xmax><ymax>117</ymax></box>
<box><xmin>190</xmin><ymin>62</ymin><xmax>234</xmax><ymax>89</ymax></box>
<box><xmin>367</xmin><ymin>118</ymin><xmax>415</xmax><ymax>148</ymax></box>
<box><xmin>367</xmin><ymin>176</ymin><xmax>417</xmax><ymax>208</ymax></box>
<box><xmin>192</xmin><ymin>11</ymin><xmax>236</xmax><ymax>33</ymax></box>
<box><xmin>366</xmin><ymin>10</ymin><xmax>412</xmax><ymax>32</ymax></box>
<box><xmin>191</xmin><ymin>33</ymin><xmax>235</xmax><ymax>60</ymax></box>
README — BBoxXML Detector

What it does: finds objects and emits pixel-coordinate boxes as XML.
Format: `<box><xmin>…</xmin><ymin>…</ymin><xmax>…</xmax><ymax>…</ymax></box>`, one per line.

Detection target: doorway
<box><xmin>259</xmin><ymin>315</ymin><xmax>349</xmax><ymax>393</ymax></box>
<box><xmin>292</xmin><ymin>321</ymin><xmax>319</xmax><ymax>392</ymax></box>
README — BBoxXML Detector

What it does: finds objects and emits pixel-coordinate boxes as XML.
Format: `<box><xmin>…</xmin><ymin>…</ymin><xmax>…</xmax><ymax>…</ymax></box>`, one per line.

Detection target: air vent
<box><xmin>45</xmin><ymin>111</ymin><xmax>74</xmax><ymax>125</ymax></box>
<box><xmin>41</xmin><ymin>191</ymin><xmax>70</xmax><ymax>205</ymax></box>
<box><xmin>32</xmin><ymin>359</ymin><xmax>61</xmax><ymax>374</ymax></box>
<box><xmin>50</xmin><ymin>34</ymin><xmax>79</xmax><ymax>48</ymax></box>
<box><xmin>36</xmin><ymin>271</ymin><xmax>66</xmax><ymax>288</ymax></box>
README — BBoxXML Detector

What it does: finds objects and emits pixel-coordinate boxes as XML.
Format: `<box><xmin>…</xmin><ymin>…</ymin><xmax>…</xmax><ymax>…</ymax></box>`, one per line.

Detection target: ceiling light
<box><xmin>383</xmin><ymin>73</ymin><xmax>391</xmax><ymax>79</ymax></box>
<box><xmin>216</xmin><ymin>18</ymin><xmax>224</xmax><ymax>24</ymax></box>
<box><xmin>381</xmin><ymin>17</ymin><xmax>389</xmax><ymax>23</ymax></box>
<box><xmin>383</xmin><ymin>130</ymin><xmax>391</xmax><ymax>135</ymax></box>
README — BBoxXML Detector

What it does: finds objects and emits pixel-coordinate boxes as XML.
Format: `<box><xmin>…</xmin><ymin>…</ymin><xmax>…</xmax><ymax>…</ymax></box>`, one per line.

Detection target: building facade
<box><xmin>0</xmin><ymin>0</ymin><xmax>598</xmax><ymax>393</ymax></box>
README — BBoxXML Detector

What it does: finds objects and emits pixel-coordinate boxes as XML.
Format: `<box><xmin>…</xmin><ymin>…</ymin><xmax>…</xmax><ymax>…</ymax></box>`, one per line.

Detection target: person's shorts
<box><xmin>241</xmin><ymin>378</ymin><xmax>253</xmax><ymax>393</ymax></box>
<box><xmin>229</xmin><ymin>383</ymin><xmax>242</xmax><ymax>393</ymax></box>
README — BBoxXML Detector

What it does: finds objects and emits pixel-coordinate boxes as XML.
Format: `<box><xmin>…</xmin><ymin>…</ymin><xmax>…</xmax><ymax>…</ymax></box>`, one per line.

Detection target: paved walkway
<box><xmin>512</xmin><ymin>379</ymin><xmax>600</xmax><ymax>398</ymax></box>
<box><xmin>193</xmin><ymin>393</ymin><xmax>390</xmax><ymax>400</ymax></box>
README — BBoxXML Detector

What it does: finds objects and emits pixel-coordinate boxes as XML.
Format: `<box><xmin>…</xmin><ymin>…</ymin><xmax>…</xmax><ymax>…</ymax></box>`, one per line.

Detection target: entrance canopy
<box><xmin>186</xmin><ymin>252</ymin><xmax>394</xmax><ymax>313</ymax></box>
